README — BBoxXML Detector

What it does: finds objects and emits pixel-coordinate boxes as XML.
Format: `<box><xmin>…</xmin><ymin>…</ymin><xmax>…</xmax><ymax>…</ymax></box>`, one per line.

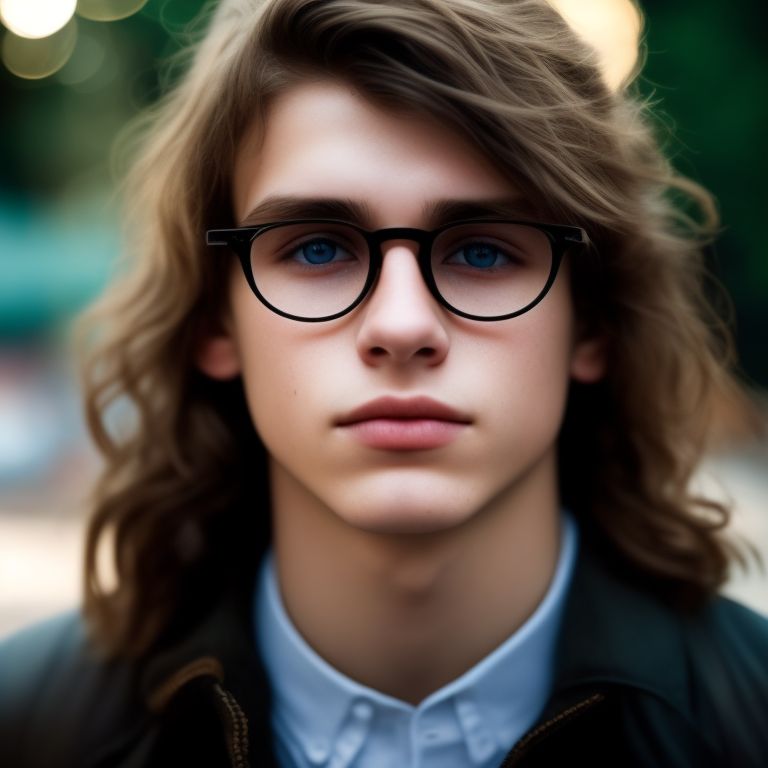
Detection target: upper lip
<box><xmin>336</xmin><ymin>396</ymin><xmax>472</xmax><ymax>426</ymax></box>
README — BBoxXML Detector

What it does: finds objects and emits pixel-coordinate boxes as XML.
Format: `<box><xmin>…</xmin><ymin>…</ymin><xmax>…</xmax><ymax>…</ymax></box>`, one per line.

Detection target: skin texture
<box><xmin>198</xmin><ymin>79</ymin><xmax>604</xmax><ymax>704</ymax></box>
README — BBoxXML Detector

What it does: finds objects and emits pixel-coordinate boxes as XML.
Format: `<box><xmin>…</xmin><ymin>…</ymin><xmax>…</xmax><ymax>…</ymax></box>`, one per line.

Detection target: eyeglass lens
<box><xmin>248</xmin><ymin>221</ymin><xmax>553</xmax><ymax>320</ymax></box>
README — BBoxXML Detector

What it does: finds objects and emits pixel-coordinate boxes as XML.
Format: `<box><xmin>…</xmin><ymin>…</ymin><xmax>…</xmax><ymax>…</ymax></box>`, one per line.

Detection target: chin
<box><xmin>346</xmin><ymin>514</ymin><xmax>467</xmax><ymax>536</ymax></box>
<box><xmin>331</xmin><ymin>489</ymin><xmax>476</xmax><ymax>536</ymax></box>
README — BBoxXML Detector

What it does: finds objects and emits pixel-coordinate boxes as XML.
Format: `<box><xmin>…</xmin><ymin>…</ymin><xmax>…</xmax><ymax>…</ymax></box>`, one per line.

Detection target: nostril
<box><xmin>368</xmin><ymin>345</ymin><xmax>436</xmax><ymax>360</ymax></box>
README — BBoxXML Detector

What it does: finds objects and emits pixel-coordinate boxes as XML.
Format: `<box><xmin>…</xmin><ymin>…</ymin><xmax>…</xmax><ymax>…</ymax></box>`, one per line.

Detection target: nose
<box><xmin>355</xmin><ymin>242</ymin><xmax>450</xmax><ymax>368</ymax></box>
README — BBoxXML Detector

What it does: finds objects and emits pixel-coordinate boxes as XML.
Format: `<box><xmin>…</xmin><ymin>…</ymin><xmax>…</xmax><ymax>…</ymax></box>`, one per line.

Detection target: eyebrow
<box><xmin>239</xmin><ymin>195</ymin><xmax>540</xmax><ymax>228</ymax></box>
<box><xmin>240</xmin><ymin>196</ymin><xmax>373</xmax><ymax>227</ymax></box>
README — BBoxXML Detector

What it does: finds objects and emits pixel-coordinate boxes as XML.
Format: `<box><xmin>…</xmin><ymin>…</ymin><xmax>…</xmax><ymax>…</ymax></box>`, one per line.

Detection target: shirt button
<box><xmin>305</xmin><ymin>740</ymin><xmax>330</xmax><ymax>764</ymax></box>
<box><xmin>456</xmin><ymin>698</ymin><xmax>480</xmax><ymax>728</ymax></box>
<box><xmin>352</xmin><ymin>700</ymin><xmax>374</xmax><ymax>721</ymax></box>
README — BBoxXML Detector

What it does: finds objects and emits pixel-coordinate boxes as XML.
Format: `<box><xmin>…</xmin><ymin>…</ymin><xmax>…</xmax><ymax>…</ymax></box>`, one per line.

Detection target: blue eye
<box><xmin>297</xmin><ymin>238</ymin><xmax>341</xmax><ymax>265</ymax></box>
<box><xmin>452</xmin><ymin>243</ymin><xmax>509</xmax><ymax>269</ymax></box>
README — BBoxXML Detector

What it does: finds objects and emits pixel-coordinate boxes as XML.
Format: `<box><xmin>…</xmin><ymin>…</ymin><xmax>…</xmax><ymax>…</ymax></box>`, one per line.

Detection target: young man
<box><xmin>1</xmin><ymin>1</ymin><xmax>767</xmax><ymax>766</ymax></box>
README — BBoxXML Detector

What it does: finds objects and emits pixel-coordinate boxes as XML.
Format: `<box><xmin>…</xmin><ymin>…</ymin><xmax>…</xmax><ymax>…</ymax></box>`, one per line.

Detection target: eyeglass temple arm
<box><xmin>560</xmin><ymin>227</ymin><xmax>590</xmax><ymax>247</ymax></box>
<box><xmin>207</xmin><ymin>230</ymin><xmax>233</xmax><ymax>246</ymax></box>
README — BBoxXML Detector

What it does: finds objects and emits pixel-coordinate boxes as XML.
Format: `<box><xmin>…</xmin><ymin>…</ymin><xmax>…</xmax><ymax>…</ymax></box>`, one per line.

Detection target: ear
<box><xmin>195</xmin><ymin>331</ymin><xmax>242</xmax><ymax>380</ymax></box>
<box><xmin>569</xmin><ymin>335</ymin><xmax>607</xmax><ymax>383</ymax></box>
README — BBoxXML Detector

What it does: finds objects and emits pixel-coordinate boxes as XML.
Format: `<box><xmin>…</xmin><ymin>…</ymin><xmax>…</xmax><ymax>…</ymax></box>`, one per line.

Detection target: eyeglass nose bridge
<box><xmin>366</xmin><ymin>226</ymin><xmax>435</xmax><ymax>259</ymax></box>
<box><xmin>362</xmin><ymin>225</ymin><xmax>441</xmax><ymax>296</ymax></box>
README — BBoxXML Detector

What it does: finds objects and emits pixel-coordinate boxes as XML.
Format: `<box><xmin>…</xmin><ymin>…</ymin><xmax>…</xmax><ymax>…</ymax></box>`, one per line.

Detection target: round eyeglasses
<box><xmin>206</xmin><ymin>218</ymin><xmax>589</xmax><ymax>322</ymax></box>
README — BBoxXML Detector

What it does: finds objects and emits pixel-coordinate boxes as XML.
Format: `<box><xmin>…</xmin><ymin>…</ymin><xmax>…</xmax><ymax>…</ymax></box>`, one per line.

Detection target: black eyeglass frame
<box><xmin>206</xmin><ymin>218</ymin><xmax>589</xmax><ymax>322</ymax></box>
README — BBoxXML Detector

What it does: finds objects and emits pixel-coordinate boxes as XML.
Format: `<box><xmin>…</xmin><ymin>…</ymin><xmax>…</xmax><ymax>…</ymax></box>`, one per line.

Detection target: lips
<box><xmin>336</xmin><ymin>396</ymin><xmax>472</xmax><ymax>426</ymax></box>
<box><xmin>335</xmin><ymin>396</ymin><xmax>471</xmax><ymax>451</ymax></box>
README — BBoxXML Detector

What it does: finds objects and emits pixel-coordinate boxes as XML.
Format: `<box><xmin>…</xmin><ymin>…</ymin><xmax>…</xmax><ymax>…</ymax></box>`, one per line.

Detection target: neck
<box><xmin>270</xmin><ymin>457</ymin><xmax>562</xmax><ymax>705</ymax></box>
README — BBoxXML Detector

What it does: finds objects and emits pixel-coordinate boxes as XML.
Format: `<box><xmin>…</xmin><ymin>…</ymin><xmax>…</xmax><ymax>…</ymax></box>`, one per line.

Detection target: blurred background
<box><xmin>1</xmin><ymin>0</ymin><xmax>766</xmax><ymax>637</ymax></box>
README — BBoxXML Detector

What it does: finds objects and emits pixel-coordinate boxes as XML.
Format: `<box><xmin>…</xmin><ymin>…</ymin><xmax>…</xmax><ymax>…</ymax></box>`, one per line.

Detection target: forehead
<box><xmin>232</xmin><ymin>79</ymin><xmax>530</xmax><ymax>227</ymax></box>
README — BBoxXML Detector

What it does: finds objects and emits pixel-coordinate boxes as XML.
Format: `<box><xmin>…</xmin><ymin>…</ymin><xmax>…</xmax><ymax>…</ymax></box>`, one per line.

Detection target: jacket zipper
<box><xmin>213</xmin><ymin>682</ymin><xmax>251</xmax><ymax>768</ymax></box>
<box><xmin>498</xmin><ymin>692</ymin><xmax>605</xmax><ymax>766</ymax></box>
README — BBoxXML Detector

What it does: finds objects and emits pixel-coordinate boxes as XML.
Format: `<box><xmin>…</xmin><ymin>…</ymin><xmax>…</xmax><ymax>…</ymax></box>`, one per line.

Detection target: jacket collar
<box><xmin>547</xmin><ymin>528</ymin><xmax>694</xmax><ymax>719</ymax></box>
<box><xmin>138</xmin><ymin>583</ymin><xmax>275</xmax><ymax>753</ymax></box>
<box><xmin>137</xmin><ymin>530</ymin><xmax>697</xmax><ymax>731</ymax></box>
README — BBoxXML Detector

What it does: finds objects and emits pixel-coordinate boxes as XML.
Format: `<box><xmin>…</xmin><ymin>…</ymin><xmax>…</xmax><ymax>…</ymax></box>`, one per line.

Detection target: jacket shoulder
<box><xmin>691</xmin><ymin>592</ymin><xmax>768</xmax><ymax>670</ymax></box>
<box><xmin>704</xmin><ymin>592</ymin><xmax>768</xmax><ymax>639</ymax></box>
<box><xmin>1</xmin><ymin>611</ymin><xmax>87</xmax><ymax>710</ymax></box>
<box><xmin>0</xmin><ymin>610</ymin><xmax>150</xmax><ymax>768</ymax></box>
<box><xmin>687</xmin><ymin>593</ymin><xmax>768</xmax><ymax>690</ymax></box>
<box><xmin>555</xmin><ymin>536</ymin><xmax>768</xmax><ymax>766</ymax></box>
<box><xmin>680</xmin><ymin>595</ymin><xmax>768</xmax><ymax>766</ymax></box>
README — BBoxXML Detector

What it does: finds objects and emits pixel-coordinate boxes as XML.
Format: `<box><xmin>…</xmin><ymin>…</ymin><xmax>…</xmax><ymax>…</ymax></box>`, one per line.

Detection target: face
<box><xmin>199</xmin><ymin>79</ymin><xmax>603</xmax><ymax>534</ymax></box>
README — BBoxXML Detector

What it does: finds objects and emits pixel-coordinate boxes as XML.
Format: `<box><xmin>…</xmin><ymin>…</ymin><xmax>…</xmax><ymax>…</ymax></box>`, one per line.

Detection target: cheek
<box><xmin>473</xmin><ymin>288</ymin><xmax>576</xmax><ymax>441</ymax></box>
<box><xmin>230</xmin><ymin>287</ymin><xmax>300</xmax><ymax>441</ymax></box>
<box><xmin>230</xmin><ymin>288</ymin><xmax>339</xmax><ymax>462</ymax></box>
<box><xmin>479</xmin><ymin>279</ymin><xmax>574</xmax><ymax>380</ymax></box>
<box><xmin>237</xmin><ymin>334</ymin><xmax>305</xmax><ymax>452</ymax></box>
<box><xmin>492</xmin><ymin>343</ymin><xmax>571</xmax><ymax>439</ymax></box>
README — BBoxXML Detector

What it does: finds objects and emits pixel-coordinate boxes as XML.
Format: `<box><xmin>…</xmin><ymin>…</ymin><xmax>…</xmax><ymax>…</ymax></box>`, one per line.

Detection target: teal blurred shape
<box><xmin>0</xmin><ymin>196</ymin><xmax>117</xmax><ymax>338</ymax></box>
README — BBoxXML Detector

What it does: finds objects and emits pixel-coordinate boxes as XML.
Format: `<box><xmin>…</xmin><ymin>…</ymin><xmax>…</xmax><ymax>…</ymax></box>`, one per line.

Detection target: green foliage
<box><xmin>640</xmin><ymin>0</ymin><xmax>768</xmax><ymax>383</ymax></box>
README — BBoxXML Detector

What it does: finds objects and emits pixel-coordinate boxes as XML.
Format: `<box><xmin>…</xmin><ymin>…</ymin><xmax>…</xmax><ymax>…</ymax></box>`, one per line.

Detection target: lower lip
<box><xmin>340</xmin><ymin>419</ymin><xmax>467</xmax><ymax>450</ymax></box>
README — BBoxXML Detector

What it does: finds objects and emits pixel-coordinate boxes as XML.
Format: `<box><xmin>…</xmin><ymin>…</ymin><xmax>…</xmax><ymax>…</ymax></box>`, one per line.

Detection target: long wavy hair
<box><xmin>78</xmin><ymin>0</ymin><xmax>747</xmax><ymax>658</ymax></box>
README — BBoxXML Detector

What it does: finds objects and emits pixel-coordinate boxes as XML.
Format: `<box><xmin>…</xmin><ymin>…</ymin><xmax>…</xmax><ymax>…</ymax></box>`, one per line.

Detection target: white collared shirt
<box><xmin>254</xmin><ymin>511</ymin><xmax>578</xmax><ymax>768</ymax></box>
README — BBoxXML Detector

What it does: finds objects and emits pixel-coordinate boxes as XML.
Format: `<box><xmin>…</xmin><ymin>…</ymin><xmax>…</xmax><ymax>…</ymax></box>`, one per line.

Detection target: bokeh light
<box><xmin>2</xmin><ymin>17</ymin><xmax>77</xmax><ymax>79</ymax></box>
<box><xmin>55</xmin><ymin>28</ymin><xmax>106</xmax><ymax>88</ymax></box>
<box><xmin>0</xmin><ymin>0</ymin><xmax>77</xmax><ymax>40</ymax></box>
<box><xmin>75</xmin><ymin>0</ymin><xmax>148</xmax><ymax>22</ymax></box>
<box><xmin>550</xmin><ymin>0</ymin><xmax>641</xmax><ymax>90</ymax></box>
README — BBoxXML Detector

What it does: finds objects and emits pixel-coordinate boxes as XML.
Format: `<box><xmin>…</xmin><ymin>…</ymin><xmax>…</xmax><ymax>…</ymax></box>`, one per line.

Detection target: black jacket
<box><xmin>2</xmin><ymin>533</ymin><xmax>767</xmax><ymax>768</ymax></box>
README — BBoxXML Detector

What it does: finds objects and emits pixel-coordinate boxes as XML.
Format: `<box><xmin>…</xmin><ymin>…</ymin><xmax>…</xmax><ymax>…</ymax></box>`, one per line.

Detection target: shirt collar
<box><xmin>254</xmin><ymin>511</ymin><xmax>579</xmax><ymax>766</ymax></box>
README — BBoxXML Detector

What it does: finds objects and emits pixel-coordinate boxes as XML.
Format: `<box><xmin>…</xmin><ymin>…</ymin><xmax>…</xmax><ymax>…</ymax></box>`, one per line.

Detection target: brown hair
<box><xmin>78</xmin><ymin>0</ymin><xmax>748</xmax><ymax>657</ymax></box>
